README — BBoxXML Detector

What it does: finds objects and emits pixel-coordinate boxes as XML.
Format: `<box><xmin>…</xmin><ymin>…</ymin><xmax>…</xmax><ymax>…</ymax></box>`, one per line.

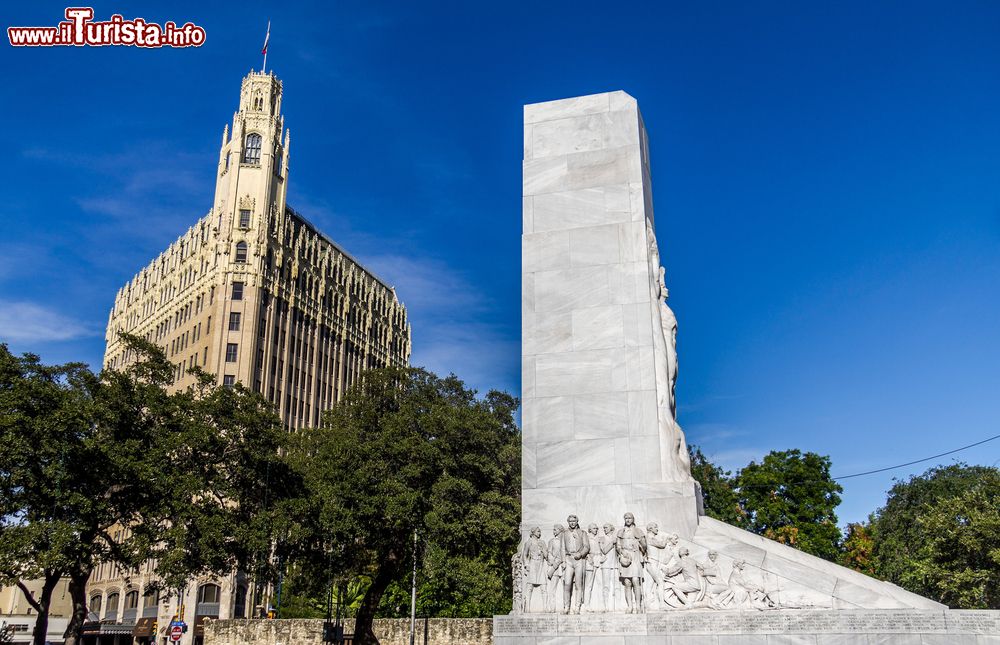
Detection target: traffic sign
<box><xmin>170</xmin><ymin>625</ymin><xmax>184</xmax><ymax>642</ymax></box>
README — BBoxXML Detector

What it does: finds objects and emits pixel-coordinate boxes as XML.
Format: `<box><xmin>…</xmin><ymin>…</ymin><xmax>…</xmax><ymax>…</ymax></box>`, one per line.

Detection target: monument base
<box><xmin>493</xmin><ymin>609</ymin><xmax>1000</xmax><ymax>644</ymax></box>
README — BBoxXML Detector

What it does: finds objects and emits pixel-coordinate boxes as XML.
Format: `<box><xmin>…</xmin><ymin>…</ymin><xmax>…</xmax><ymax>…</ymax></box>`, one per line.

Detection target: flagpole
<box><xmin>261</xmin><ymin>20</ymin><xmax>270</xmax><ymax>73</ymax></box>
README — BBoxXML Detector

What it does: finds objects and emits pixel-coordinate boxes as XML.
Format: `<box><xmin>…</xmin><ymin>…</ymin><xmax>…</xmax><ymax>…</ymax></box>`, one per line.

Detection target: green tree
<box><xmin>916</xmin><ymin>469</ymin><xmax>1000</xmax><ymax>608</ymax></box>
<box><xmin>839</xmin><ymin>522</ymin><xmax>875</xmax><ymax>575</ymax></box>
<box><xmin>688</xmin><ymin>446</ymin><xmax>743</xmax><ymax>525</ymax></box>
<box><xmin>0</xmin><ymin>336</ymin><xmax>294</xmax><ymax>645</ymax></box>
<box><xmin>735</xmin><ymin>449</ymin><xmax>843</xmax><ymax>561</ymax></box>
<box><xmin>870</xmin><ymin>463</ymin><xmax>1000</xmax><ymax>607</ymax></box>
<box><xmin>287</xmin><ymin>368</ymin><xmax>519</xmax><ymax>645</ymax></box>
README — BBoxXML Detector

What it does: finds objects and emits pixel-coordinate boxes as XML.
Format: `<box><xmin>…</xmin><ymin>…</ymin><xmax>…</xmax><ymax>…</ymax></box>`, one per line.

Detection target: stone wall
<box><xmin>204</xmin><ymin>618</ymin><xmax>493</xmax><ymax>645</ymax></box>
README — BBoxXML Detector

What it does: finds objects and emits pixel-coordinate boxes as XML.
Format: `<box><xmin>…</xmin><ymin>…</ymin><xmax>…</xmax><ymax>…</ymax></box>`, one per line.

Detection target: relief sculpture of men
<box><xmin>583</xmin><ymin>523</ymin><xmax>602</xmax><ymax>612</ymax></box>
<box><xmin>697</xmin><ymin>550</ymin><xmax>735</xmax><ymax>608</ymax></box>
<box><xmin>662</xmin><ymin>547</ymin><xmax>703</xmax><ymax>607</ymax></box>
<box><xmin>598</xmin><ymin>523</ymin><xmax>618</xmax><ymax>612</ymax></box>
<box><xmin>520</xmin><ymin>526</ymin><xmax>548</xmax><ymax>612</ymax></box>
<box><xmin>545</xmin><ymin>524</ymin><xmax>565</xmax><ymax>612</ymax></box>
<box><xmin>560</xmin><ymin>514</ymin><xmax>590</xmax><ymax>614</ymax></box>
<box><xmin>615</xmin><ymin>512</ymin><xmax>646</xmax><ymax>613</ymax></box>
<box><xmin>643</xmin><ymin>522</ymin><xmax>669</xmax><ymax>609</ymax></box>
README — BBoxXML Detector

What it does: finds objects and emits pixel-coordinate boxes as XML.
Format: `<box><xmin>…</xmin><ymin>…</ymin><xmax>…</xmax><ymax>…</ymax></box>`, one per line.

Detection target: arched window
<box><xmin>105</xmin><ymin>592</ymin><xmax>120</xmax><ymax>621</ymax></box>
<box><xmin>235</xmin><ymin>242</ymin><xmax>248</xmax><ymax>263</ymax></box>
<box><xmin>196</xmin><ymin>583</ymin><xmax>221</xmax><ymax>617</ymax></box>
<box><xmin>142</xmin><ymin>589</ymin><xmax>159</xmax><ymax>618</ymax></box>
<box><xmin>243</xmin><ymin>133</ymin><xmax>262</xmax><ymax>164</ymax></box>
<box><xmin>88</xmin><ymin>594</ymin><xmax>102</xmax><ymax>622</ymax></box>
<box><xmin>123</xmin><ymin>590</ymin><xmax>139</xmax><ymax>622</ymax></box>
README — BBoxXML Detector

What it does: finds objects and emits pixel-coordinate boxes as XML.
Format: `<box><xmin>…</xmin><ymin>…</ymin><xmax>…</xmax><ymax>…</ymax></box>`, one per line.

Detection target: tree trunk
<box><xmin>352</xmin><ymin>547</ymin><xmax>403</xmax><ymax>645</ymax></box>
<box><xmin>27</xmin><ymin>571</ymin><xmax>60</xmax><ymax>645</ymax></box>
<box><xmin>63</xmin><ymin>567</ymin><xmax>91</xmax><ymax>645</ymax></box>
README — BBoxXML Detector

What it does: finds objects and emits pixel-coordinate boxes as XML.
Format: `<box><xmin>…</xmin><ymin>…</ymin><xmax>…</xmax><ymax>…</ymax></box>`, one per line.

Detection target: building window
<box><xmin>105</xmin><ymin>592</ymin><xmax>120</xmax><ymax>621</ymax></box>
<box><xmin>243</xmin><ymin>133</ymin><xmax>262</xmax><ymax>164</ymax></box>
<box><xmin>235</xmin><ymin>241</ymin><xmax>248</xmax><ymax>263</ymax></box>
<box><xmin>123</xmin><ymin>590</ymin><xmax>139</xmax><ymax>622</ymax></box>
<box><xmin>88</xmin><ymin>594</ymin><xmax>102</xmax><ymax>622</ymax></box>
<box><xmin>141</xmin><ymin>589</ymin><xmax>159</xmax><ymax>618</ymax></box>
<box><xmin>229</xmin><ymin>312</ymin><xmax>241</xmax><ymax>331</ymax></box>
<box><xmin>196</xmin><ymin>583</ymin><xmax>222</xmax><ymax>618</ymax></box>
<box><xmin>225</xmin><ymin>343</ymin><xmax>238</xmax><ymax>362</ymax></box>
<box><xmin>223</xmin><ymin>375</ymin><xmax>236</xmax><ymax>388</ymax></box>
<box><xmin>231</xmin><ymin>282</ymin><xmax>243</xmax><ymax>300</ymax></box>
<box><xmin>239</xmin><ymin>209</ymin><xmax>251</xmax><ymax>228</ymax></box>
<box><xmin>233</xmin><ymin>585</ymin><xmax>248</xmax><ymax>619</ymax></box>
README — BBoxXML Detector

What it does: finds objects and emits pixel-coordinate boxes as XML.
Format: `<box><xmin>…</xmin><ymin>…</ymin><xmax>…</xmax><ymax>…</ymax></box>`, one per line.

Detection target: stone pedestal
<box><xmin>494</xmin><ymin>610</ymin><xmax>1000</xmax><ymax>644</ymax></box>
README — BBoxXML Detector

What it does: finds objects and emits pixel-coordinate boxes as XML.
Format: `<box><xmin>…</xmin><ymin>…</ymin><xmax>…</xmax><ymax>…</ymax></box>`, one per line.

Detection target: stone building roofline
<box><xmin>284</xmin><ymin>204</ymin><xmax>398</xmax><ymax>297</ymax></box>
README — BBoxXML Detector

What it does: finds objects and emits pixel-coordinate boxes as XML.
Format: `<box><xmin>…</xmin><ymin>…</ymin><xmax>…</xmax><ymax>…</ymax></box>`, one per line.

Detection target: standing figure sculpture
<box><xmin>560</xmin><ymin>515</ymin><xmax>590</xmax><ymax>614</ymax></box>
<box><xmin>511</xmin><ymin>550</ymin><xmax>524</xmax><ymax>613</ymax></box>
<box><xmin>599</xmin><ymin>523</ymin><xmax>619</xmax><ymax>612</ymax></box>
<box><xmin>545</xmin><ymin>524</ymin><xmax>565</xmax><ymax>612</ymax></box>
<box><xmin>644</xmin><ymin>522</ymin><xmax>669</xmax><ymax>609</ymax></box>
<box><xmin>616</xmin><ymin>512</ymin><xmax>647</xmax><ymax>613</ymax></box>
<box><xmin>645</xmin><ymin>219</ymin><xmax>693</xmax><ymax>481</ymax></box>
<box><xmin>520</xmin><ymin>526</ymin><xmax>549</xmax><ymax>612</ymax></box>
<box><xmin>583</xmin><ymin>523</ymin><xmax>602</xmax><ymax>612</ymax></box>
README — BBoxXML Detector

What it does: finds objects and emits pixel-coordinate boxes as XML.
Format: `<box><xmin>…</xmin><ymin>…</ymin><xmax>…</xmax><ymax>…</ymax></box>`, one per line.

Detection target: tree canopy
<box><xmin>734</xmin><ymin>449</ymin><xmax>843</xmax><ymax>561</ymax></box>
<box><xmin>870</xmin><ymin>464</ymin><xmax>1000</xmax><ymax>608</ymax></box>
<box><xmin>285</xmin><ymin>367</ymin><xmax>519</xmax><ymax>644</ymax></box>
<box><xmin>688</xmin><ymin>445</ymin><xmax>743</xmax><ymax>525</ymax></box>
<box><xmin>0</xmin><ymin>336</ymin><xmax>294</xmax><ymax>645</ymax></box>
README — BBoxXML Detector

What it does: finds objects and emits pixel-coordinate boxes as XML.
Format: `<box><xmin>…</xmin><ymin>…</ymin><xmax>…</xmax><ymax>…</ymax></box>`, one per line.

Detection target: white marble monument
<box><xmin>500</xmin><ymin>90</ymin><xmax>1000</xmax><ymax>644</ymax></box>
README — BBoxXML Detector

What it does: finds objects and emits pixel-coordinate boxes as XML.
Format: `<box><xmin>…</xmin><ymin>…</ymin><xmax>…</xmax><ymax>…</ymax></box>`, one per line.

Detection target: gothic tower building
<box><xmin>102</xmin><ymin>70</ymin><xmax>410</xmax><ymax>429</ymax></box>
<box><xmin>87</xmin><ymin>70</ymin><xmax>410</xmax><ymax>645</ymax></box>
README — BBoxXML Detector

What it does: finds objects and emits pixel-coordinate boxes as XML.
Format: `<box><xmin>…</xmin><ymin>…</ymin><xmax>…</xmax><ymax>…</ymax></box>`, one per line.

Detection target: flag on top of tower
<box><xmin>261</xmin><ymin>20</ymin><xmax>270</xmax><ymax>73</ymax></box>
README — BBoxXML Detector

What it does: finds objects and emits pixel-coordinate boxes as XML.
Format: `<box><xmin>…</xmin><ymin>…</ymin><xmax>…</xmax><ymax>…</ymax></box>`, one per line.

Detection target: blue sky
<box><xmin>3</xmin><ymin>1</ymin><xmax>999</xmax><ymax>525</ymax></box>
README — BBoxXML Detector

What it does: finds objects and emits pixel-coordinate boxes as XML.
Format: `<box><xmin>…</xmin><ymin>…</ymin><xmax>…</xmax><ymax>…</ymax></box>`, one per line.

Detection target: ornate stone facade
<box><xmin>93</xmin><ymin>70</ymin><xmax>410</xmax><ymax>645</ymax></box>
<box><xmin>103</xmin><ymin>70</ymin><xmax>410</xmax><ymax>431</ymax></box>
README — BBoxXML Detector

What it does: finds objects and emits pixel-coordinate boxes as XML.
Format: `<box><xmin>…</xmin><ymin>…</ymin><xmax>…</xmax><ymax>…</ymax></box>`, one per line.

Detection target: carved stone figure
<box><xmin>696</xmin><ymin>550</ymin><xmax>735</xmax><ymax>608</ymax></box>
<box><xmin>645</xmin><ymin>219</ymin><xmax>693</xmax><ymax>482</ymax></box>
<box><xmin>511</xmin><ymin>549</ymin><xmax>524</xmax><ymax>613</ymax></box>
<box><xmin>520</xmin><ymin>526</ymin><xmax>548</xmax><ymax>612</ymax></box>
<box><xmin>616</xmin><ymin>512</ymin><xmax>646</xmax><ymax>613</ymax></box>
<box><xmin>545</xmin><ymin>524</ymin><xmax>565</xmax><ymax>612</ymax></box>
<box><xmin>657</xmin><ymin>266</ymin><xmax>678</xmax><ymax>419</ymax></box>
<box><xmin>729</xmin><ymin>560</ymin><xmax>778</xmax><ymax>610</ymax></box>
<box><xmin>560</xmin><ymin>515</ymin><xmax>590</xmax><ymax>614</ymax></box>
<box><xmin>598</xmin><ymin>523</ymin><xmax>619</xmax><ymax>612</ymax></box>
<box><xmin>583</xmin><ymin>523</ymin><xmax>602</xmax><ymax>612</ymax></box>
<box><xmin>644</xmin><ymin>522</ymin><xmax>669</xmax><ymax>609</ymax></box>
<box><xmin>662</xmin><ymin>547</ymin><xmax>703</xmax><ymax>607</ymax></box>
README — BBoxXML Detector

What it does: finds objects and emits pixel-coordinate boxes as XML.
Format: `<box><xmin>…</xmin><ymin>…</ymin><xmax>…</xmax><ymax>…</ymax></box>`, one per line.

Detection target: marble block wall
<box><xmin>521</xmin><ymin>91</ymin><xmax>699</xmax><ymax>538</ymax></box>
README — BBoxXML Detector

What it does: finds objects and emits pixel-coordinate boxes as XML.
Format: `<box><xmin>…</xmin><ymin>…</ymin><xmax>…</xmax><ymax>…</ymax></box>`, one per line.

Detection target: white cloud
<box><xmin>0</xmin><ymin>300</ymin><xmax>99</xmax><ymax>343</ymax></box>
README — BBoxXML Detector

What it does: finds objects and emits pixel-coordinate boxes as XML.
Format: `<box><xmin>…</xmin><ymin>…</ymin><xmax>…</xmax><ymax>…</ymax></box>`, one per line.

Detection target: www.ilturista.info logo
<box><xmin>8</xmin><ymin>7</ymin><xmax>206</xmax><ymax>47</ymax></box>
